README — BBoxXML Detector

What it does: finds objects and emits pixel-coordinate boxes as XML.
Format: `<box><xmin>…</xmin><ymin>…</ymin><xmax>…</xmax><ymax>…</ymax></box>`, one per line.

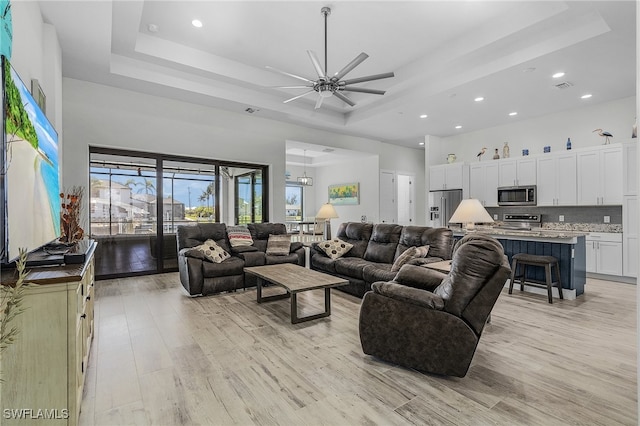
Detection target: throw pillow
<box><xmin>266</xmin><ymin>234</ymin><xmax>291</xmax><ymax>256</ymax></box>
<box><xmin>318</xmin><ymin>238</ymin><xmax>353</xmax><ymax>260</ymax></box>
<box><xmin>391</xmin><ymin>246</ymin><xmax>417</xmax><ymax>272</ymax></box>
<box><xmin>227</xmin><ymin>225</ymin><xmax>253</xmax><ymax>247</ymax></box>
<box><xmin>193</xmin><ymin>239</ymin><xmax>230</xmax><ymax>263</ymax></box>
<box><xmin>414</xmin><ymin>245</ymin><xmax>430</xmax><ymax>258</ymax></box>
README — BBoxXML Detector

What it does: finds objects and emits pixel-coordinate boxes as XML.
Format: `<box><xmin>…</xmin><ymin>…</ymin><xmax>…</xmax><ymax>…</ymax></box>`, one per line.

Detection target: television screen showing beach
<box><xmin>4</xmin><ymin>58</ymin><xmax>60</xmax><ymax>261</ymax></box>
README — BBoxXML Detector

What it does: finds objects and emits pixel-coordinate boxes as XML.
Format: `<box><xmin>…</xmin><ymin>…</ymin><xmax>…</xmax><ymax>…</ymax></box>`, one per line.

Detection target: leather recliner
<box><xmin>358</xmin><ymin>234</ymin><xmax>511</xmax><ymax>377</ymax></box>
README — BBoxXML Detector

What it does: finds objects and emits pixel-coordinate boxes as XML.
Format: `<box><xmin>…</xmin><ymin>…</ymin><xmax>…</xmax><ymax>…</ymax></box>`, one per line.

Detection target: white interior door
<box><xmin>397</xmin><ymin>174</ymin><xmax>415</xmax><ymax>225</ymax></box>
<box><xmin>379</xmin><ymin>170</ymin><xmax>396</xmax><ymax>223</ymax></box>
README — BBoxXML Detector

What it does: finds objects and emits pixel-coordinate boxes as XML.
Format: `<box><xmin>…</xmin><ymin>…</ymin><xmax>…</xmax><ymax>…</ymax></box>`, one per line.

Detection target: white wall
<box><xmin>10</xmin><ymin>3</ymin><xmax>62</xmax><ymax>134</ymax></box>
<box><xmin>428</xmin><ymin>96</ymin><xmax>636</xmax><ymax>165</ymax></box>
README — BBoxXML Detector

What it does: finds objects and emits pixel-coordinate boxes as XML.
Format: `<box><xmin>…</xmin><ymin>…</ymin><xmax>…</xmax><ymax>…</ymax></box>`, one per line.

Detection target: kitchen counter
<box><xmin>452</xmin><ymin>227</ymin><xmax>586</xmax><ymax>298</ymax></box>
<box><xmin>453</xmin><ymin>227</ymin><xmax>587</xmax><ymax>244</ymax></box>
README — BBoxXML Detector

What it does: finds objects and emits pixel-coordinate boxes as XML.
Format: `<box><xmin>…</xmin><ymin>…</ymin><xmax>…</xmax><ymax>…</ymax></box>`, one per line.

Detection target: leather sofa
<box><xmin>177</xmin><ymin>222</ymin><xmax>304</xmax><ymax>296</ymax></box>
<box><xmin>309</xmin><ymin>222</ymin><xmax>454</xmax><ymax>298</ymax></box>
<box><xmin>358</xmin><ymin>234</ymin><xmax>511</xmax><ymax>377</ymax></box>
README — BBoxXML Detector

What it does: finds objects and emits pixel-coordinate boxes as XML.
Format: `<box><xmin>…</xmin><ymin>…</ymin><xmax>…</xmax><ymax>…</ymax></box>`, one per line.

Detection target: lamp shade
<box><xmin>449</xmin><ymin>199</ymin><xmax>494</xmax><ymax>229</ymax></box>
<box><xmin>316</xmin><ymin>202</ymin><xmax>339</xmax><ymax>219</ymax></box>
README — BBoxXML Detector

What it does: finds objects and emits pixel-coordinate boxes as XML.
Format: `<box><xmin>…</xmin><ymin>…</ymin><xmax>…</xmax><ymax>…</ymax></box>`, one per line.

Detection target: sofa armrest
<box><xmin>180</xmin><ymin>247</ymin><xmax>207</xmax><ymax>260</ymax></box>
<box><xmin>371</xmin><ymin>282</ymin><xmax>444</xmax><ymax>310</ymax></box>
<box><xmin>392</xmin><ymin>264</ymin><xmax>447</xmax><ymax>292</ymax></box>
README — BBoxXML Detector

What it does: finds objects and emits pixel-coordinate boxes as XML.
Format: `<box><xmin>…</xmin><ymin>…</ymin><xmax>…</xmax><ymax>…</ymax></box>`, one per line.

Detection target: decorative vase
<box><xmin>493</xmin><ymin>149</ymin><xmax>500</xmax><ymax>160</ymax></box>
<box><xmin>502</xmin><ymin>142</ymin><xmax>510</xmax><ymax>158</ymax></box>
<box><xmin>447</xmin><ymin>153</ymin><xmax>457</xmax><ymax>163</ymax></box>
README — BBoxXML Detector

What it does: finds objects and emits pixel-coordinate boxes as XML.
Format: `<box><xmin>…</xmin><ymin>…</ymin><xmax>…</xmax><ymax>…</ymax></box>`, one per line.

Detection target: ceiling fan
<box><xmin>267</xmin><ymin>7</ymin><xmax>395</xmax><ymax>110</ymax></box>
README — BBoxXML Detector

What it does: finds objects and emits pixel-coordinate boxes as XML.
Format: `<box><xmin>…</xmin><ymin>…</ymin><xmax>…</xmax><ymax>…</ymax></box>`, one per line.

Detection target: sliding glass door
<box><xmin>89</xmin><ymin>148</ymin><xmax>268</xmax><ymax>279</ymax></box>
<box><xmin>89</xmin><ymin>153</ymin><xmax>159</xmax><ymax>276</ymax></box>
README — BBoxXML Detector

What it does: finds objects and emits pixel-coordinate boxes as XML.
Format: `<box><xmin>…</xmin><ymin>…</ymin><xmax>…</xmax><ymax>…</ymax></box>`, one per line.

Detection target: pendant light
<box><xmin>297</xmin><ymin>150</ymin><xmax>313</xmax><ymax>186</ymax></box>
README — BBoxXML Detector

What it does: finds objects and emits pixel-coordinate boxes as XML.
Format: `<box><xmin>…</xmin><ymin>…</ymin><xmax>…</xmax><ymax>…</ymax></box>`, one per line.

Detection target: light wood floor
<box><xmin>79</xmin><ymin>273</ymin><xmax>637</xmax><ymax>425</ymax></box>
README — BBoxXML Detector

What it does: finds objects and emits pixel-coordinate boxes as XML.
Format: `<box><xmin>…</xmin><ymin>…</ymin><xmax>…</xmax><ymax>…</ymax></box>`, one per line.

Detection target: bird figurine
<box><xmin>593</xmin><ymin>128</ymin><xmax>613</xmax><ymax>144</ymax></box>
<box><xmin>477</xmin><ymin>147</ymin><xmax>487</xmax><ymax>161</ymax></box>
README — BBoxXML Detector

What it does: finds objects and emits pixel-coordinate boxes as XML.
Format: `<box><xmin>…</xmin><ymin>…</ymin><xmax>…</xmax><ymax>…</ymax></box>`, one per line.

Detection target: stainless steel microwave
<box><xmin>497</xmin><ymin>185</ymin><xmax>537</xmax><ymax>206</ymax></box>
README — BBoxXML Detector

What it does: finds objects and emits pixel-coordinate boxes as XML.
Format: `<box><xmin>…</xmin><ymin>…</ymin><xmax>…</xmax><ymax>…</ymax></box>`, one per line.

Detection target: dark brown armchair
<box><xmin>358</xmin><ymin>234</ymin><xmax>511</xmax><ymax>377</ymax></box>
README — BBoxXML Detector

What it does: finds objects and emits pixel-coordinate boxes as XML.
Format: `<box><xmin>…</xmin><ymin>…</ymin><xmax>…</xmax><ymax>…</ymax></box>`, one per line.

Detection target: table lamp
<box><xmin>316</xmin><ymin>202</ymin><xmax>339</xmax><ymax>239</ymax></box>
<box><xmin>448</xmin><ymin>199</ymin><xmax>494</xmax><ymax>231</ymax></box>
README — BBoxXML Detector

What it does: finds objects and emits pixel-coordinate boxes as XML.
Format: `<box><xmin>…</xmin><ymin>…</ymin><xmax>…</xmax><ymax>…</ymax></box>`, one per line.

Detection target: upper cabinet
<box><xmin>469</xmin><ymin>162</ymin><xmax>499</xmax><ymax>207</ymax></box>
<box><xmin>536</xmin><ymin>152</ymin><xmax>577</xmax><ymax>206</ymax></box>
<box><xmin>623</xmin><ymin>142</ymin><xmax>637</xmax><ymax>196</ymax></box>
<box><xmin>498</xmin><ymin>157</ymin><xmax>536</xmax><ymax>187</ymax></box>
<box><xmin>429</xmin><ymin>163</ymin><xmax>464</xmax><ymax>191</ymax></box>
<box><xmin>576</xmin><ymin>144</ymin><xmax>623</xmax><ymax>205</ymax></box>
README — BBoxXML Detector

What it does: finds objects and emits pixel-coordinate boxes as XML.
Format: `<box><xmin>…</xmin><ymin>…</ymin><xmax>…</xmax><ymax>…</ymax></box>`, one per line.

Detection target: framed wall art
<box><xmin>328</xmin><ymin>182</ymin><xmax>360</xmax><ymax>205</ymax></box>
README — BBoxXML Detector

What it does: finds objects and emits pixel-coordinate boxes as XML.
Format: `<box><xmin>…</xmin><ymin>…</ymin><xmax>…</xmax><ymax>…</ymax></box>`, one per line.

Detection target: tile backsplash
<box><xmin>486</xmin><ymin>205</ymin><xmax>622</xmax><ymax>225</ymax></box>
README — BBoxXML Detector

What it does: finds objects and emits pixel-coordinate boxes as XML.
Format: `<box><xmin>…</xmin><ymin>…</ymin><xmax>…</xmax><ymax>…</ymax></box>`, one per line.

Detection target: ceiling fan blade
<box><xmin>342</xmin><ymin>87</ymin><xmax>386</xmax><ymax>95</ymax></box>
<box><xmin>333</xmin><ymin>52</ymin><xmax>369</xmax><ymax>81</ymax></box>
<box><xmin>270</xmin><ymin>85</ymin><xmax>314</xmax><ymax>89</ymax></box>
<box><xmin>342</xmin><ymin>72</ymin><xmax>395</xmax><ymax>85</ymax></box>
<box><xmin>314</xmin><ymin>95</ymin><xmax>324</xmax><ymax>109</ymax></box>
<box><xmin>307</xmin><ymin>50</ymin><xmax>325</xmax><ymax>79</ymax></box>
<box><xmin>333</xmin><ymin>91</ymin><xmax>356</xmax><ymax>107</ymax></box>
<box><xmin>283</xmin><ymin>90</ymin><xmax>316</xmax><ymax>104</ymax></box>
<box><xmin>266</xmin><ymin>66</ymin><xmax>315</xmax><ymax>84</ymax></box>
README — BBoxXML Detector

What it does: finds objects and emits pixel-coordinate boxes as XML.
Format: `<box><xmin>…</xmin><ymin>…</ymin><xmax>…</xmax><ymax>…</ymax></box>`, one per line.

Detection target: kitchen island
<box><xmin>454</xmin><ymin>227</ymin><xmax>587</xmax><ymax>298</ymax></box>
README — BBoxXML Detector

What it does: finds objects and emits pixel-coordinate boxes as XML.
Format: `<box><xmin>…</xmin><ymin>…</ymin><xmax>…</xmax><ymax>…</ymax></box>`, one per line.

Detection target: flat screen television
<box><xmin>1</xmin><ymin>55</ymin><xmax>60</xmax><ymax>264</ymax></box>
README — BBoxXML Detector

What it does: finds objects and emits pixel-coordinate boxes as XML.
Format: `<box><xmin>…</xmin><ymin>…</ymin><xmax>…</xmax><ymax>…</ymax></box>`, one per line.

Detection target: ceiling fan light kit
<box><xmin>268</xmin><ymin>6</ymin><xmax>395</xmax><ymax>109</ymax></box>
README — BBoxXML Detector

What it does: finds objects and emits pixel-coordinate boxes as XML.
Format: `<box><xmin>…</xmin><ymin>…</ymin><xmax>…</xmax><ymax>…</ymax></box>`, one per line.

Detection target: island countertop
<box><xmin>452</xmin><ymin>227</ymin><xmax>588</xmax><ymax>244</ymax></box>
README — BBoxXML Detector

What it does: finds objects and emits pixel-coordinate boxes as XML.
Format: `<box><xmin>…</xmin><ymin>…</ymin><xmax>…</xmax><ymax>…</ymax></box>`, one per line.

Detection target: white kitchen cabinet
<box><xmin>536</xmin><ymin>152</ymin><xmax>577</xmax><ymax>206</ymax></box>
<box><xmin>585</xmin><ymin>232</ymin><xmax>623</xmax><ymax>276</ymax></box>
<box><xmin>623</xmin><ymin>142</ymin><xmax>637</xmax><ymax>196</ymax></box>
<box><xmin>429</xmin><ymin>163</ymin><xmax>464</xmax><ymax>190</ymax></box>
<box><xmin>469</xmin><ymin>162</ymin><xmax>499</xmax><ymax>207</ymax></box>
<box><xmin>498</xmin><ymin>157</ymin><xmax>536</xmax><ymax>187</ymax></box>
<box><xmin>577</xmin><ymin>144</ymin><xmax>623</xmax><ymax>205</ymax></box>
<box><xmin>623</xmin><ymin>195</ymin><xmax>637</xmax><ymax>277</ymax></box>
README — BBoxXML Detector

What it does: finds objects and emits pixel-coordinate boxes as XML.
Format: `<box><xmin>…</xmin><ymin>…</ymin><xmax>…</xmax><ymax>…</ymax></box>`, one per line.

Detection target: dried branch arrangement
<box><xmin>60</xmin><ymin>186</ymin><xmax>85</xmax><ymax>244</ymax></box>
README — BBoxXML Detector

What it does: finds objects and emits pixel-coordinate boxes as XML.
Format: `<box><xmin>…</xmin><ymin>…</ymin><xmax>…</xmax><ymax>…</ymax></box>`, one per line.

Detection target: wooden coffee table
<box><xmin>423</xmin><ymin>260</ymin><xmax>452</xmax><ymax>274</ymax></box>
<box><xmin>244</xmin><ymin>264</ymin><xmax>348</xmax><ymax>324</ymax></box>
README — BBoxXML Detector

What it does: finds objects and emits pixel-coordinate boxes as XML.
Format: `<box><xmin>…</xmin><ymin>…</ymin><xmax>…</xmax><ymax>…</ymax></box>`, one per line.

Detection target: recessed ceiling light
<box><xmin>509</xmin><ymin>112</ymin><xmax>518</xmax><ymax>116</ymax></box>
<box><xmin>474</xmin><ymin>97</ymin><xmax>484</xmax><ymax>102</ymax></box>
<box><xmin>147</xmin><ymin>23</ymin><xmax>159</xmax><ymax>33</ymax></box>
<box><xmin>455</xmin><ymin>125</ymin><xmax>462</xmax><ymax>129</ymax></box>
<box><xmin>192</xmin><ymin>19</ymin><xmax>203</xmax><ymax>28</ymax></box>
<box><xmin>581</xmin><ymin>94</ymin><xmax>592</xmax><ymax>99</ymax></box>
<box><xmin>552</xmin><ymin>72</ymin><xmax>565</xmax><ymax>79</ymax></box>
<box><xmin>419</xmin><ymin>142</ymin><xmax>425</xmax><ymax>146</ymax></box>
<box><xmin>523</xmin><ymin>67</ymin><xmax>536</xmax><ymax>73</ymax></box>
<box><xmin>419</xmin><ymin>114</ymin><xmax>428</xmax><ymax>119</ymax></box>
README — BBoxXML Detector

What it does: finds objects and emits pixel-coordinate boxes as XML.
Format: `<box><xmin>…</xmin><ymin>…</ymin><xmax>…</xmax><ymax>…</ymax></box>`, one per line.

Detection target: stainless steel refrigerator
<box><xmin>429</xmin><ymin>189</ymin><xmax>463</xmax><ymax>228</ymax></box>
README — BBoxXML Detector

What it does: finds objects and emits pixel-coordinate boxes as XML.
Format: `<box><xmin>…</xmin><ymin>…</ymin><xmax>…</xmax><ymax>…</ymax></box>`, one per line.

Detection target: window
<box><xmin>286</xmin><ymin>184</ymin><xmax>303</xmax><ymax>222</ymax></box>
<box><xmin>89</xmin><ymin>148</ymin><xmax>268</xmax><ymax>278</ymax></box>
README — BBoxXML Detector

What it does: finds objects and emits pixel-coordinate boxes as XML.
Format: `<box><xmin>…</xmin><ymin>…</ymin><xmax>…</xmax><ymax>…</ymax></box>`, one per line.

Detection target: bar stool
<box><xmin>508</xmin><ymin>253</ymin><xmax>563</xmax><ymax>303</ymax></box>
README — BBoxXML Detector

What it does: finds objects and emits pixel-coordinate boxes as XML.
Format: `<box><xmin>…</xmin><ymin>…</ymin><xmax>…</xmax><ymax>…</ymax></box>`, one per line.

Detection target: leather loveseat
<box><xmin>309</xmin><ymin>222</ymin><xmax>454</xmax><ymax>298</ymax></box>
<box><xmin>177</xmin><ymin>222</ymin><xmax>304</xmax><ymax>296</ymax></box>
<box><xmin>358</xmin><ymin>234</ymin><xmax>511</xmax><ymax>377</ymax></box>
